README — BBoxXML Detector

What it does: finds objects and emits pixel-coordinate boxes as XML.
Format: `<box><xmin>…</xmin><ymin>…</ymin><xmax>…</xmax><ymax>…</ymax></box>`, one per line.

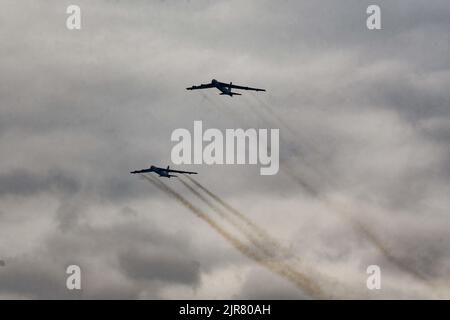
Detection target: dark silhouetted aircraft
<box><xmin>186</xmin><ymin>79</ymin><xmax>265</xmax><ymax>97</ymax></box>
<box><xmin>130</xmin><ymin>165</ymin><xmax>197</xmax><ymax>178</ymax></box>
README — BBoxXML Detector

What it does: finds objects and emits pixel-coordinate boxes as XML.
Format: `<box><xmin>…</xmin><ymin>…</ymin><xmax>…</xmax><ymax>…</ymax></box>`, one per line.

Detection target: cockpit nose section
<box><xmin>150</xmin><ymin>166</ymin><xmax>155</xmax><ymax>171</ymax></box>
<box><xmin>212</xmin><ymin>79</ymin><xmax>217</xmax><ymax>83</ymax></box>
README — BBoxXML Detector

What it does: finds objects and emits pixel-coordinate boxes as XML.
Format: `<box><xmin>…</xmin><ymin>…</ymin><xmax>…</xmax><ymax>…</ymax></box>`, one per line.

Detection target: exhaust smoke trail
<box><xmin>184</xmin><ymin>175</ymin><xmax>281</xmax><ymax>251</ymax></box>
<box><xmin>139</xmin><ymin>173</ymin><xmax>327</xmax><ymax>298</ymax></box>
<box><xmin>242</xmin><ymin>94</ymin><xmax>328</xmax><ymax>187</ymax></box>
<box><xmin>332</xmin><ymin>200</ymin><xmax>433</xmax><ymax>284</ymax></box>
<box><xmin>199</xmin><ymin>91</ymin><xmax>244</xmax><ymax>120</ymax></box>
<box><xmin>178</xmin><ymin>176</ymin><xmax>277</xmax><ymax>258</ymax></box>
<box><xmin>246</xmin><ymin>93</ymin><xmax>299</xmax><ymax>139</ymax></box>
<box><xmin>193</xmin><ymin>91</ymin><xmax>435</xmax><ymax>294</ymax></box>
<box><xmin>198</xmin><ymin>92</ymin><xmax>219</xmax><ymax>108</ymax></box>
<box><xmin>279</xmin><ymin>165</ymin><xmax>320</xmax><ymax>197</ymax></box>
<box><xmin>242</xmin><ymin>94</ymin><xmax>436</xmax><ymax>288</ymax></box>
<box><xmin>246</xmin><ymin>93</ymin><xmax>326</xmax><ymax>159</ymax></box>
<box><xmin>180</xmin><ymin>175</ymin><xmax>359</xmax><ymax>297</ymax></box>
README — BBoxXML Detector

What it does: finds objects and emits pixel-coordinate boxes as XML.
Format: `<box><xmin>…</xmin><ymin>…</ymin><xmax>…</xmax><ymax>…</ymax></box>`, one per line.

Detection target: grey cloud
<box><xmin>235</xmin><ymin>268</ymin><xmax>308</xmax><ymax>300</ymax></box>
<box><xmin>55</xmin><ymin>199</ymin><xmax>85</xmax><ymax>232</ymax></box>
<box><xmin>0</xmin><ymin>210</ymin><xmax>205</xmax><ymax>298</ymax></box>
<box><xmin>0</xmin><ymin>0</ymin><xmax>449</xmax><ymax>299</ymax></box>
<box><xmin>0</xmin><ymin>256</ymin><xmax>76</xmax><ymax>299</ymax></box>
<box><xmin>0</xmin><ymin>169</ymin><xmax>79</xmax><ymax>197</ymax></box>
<box><xmin>118</xmin><ymin>249</ymin><xmax>201</xmax><ymax>285</ymax></box>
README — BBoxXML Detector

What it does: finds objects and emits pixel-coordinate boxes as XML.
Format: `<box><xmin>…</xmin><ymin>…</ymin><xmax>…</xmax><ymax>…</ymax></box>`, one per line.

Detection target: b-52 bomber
<box><xmin>186</xmin><ymin>79</ymin><xmax>265</xmax><ymax>97</ymax></box>
<box><xmin>130</xmin><ymin>165</ymin><xmax>197</xmax><ymax>178</ymax></box>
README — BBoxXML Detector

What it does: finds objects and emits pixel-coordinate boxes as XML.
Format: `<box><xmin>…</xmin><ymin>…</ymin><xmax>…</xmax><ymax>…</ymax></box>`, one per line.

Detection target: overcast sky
<box><xmin>0</xmin><ymin>0</ymin><xmax>449</xmax><ymax>299</ymax></box>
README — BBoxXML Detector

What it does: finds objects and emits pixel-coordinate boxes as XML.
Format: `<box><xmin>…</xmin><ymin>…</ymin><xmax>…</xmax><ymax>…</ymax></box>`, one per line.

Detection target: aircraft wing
<box><xmin>226</xmin><ymin>83</ymin><xmax>265</xmax><ymax>92</ymax></box>
<box><xmin>167</xmin><ymin>169</ymin><xmax>198</xmax><ymax>175</ymax></box>
<box><xmin>130</xmin><ymin>168</ymin><xmax>152</xmax><ymax>174</ymax></box>
<box><xmin>186</xmin><ymin>83</ymin><xmax>214</xmax><ymax>90</ymax></box>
